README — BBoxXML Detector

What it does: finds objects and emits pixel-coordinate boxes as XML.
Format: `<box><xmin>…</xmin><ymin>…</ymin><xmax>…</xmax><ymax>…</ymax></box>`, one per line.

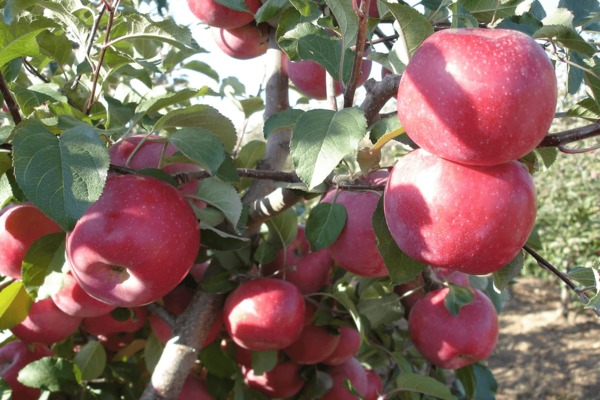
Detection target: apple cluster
<box><xmin>384</xmin><ymin>28</ymin><xmax>557</xmax><ymax>368</ymax></box>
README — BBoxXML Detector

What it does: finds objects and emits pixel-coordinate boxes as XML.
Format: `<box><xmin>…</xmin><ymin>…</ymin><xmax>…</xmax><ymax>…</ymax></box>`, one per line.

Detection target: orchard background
<box><xmin>0</xmin><ymin>0</ymin><xmax>598</xmax><ymax>399</ymax></box>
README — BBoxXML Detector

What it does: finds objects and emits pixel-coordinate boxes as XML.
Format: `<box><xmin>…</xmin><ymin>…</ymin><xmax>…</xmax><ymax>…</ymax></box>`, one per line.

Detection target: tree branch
<box><xmin>360</xmin><ymin>74</ymin><xmax>401</xmax><ymax>126</ymax></box>
<box><xmin>343</xmin><ymin>0</ymin><xmax>371</xmax><ymax>108</ymax></box>
<box><xmin>0</xmin><ymin>70</ymin><xmax>22</xmax><ymax>125</ymax></box>
<box><xmin>537</xmin><ymin>122</ymin><xmax>600</xmax><ymax>152</ymax></box>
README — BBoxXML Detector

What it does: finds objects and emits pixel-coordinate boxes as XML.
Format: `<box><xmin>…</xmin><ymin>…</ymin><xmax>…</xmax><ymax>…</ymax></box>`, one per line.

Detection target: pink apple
<box><xmin>186</xmin><ymin>0</ymin><xmax>262</xmax><ymax>29</ymax></box>
<box><xmin>0</xmin><ymin>203</ymin><xmax>62</xmax><ymax>279</ymax></box>
<box><xmin>224</xmin><ymin>278</ymin><xmax>305</xmax><ymax>351</ymax></box>
<box><xmin>365</xmin><ymin>369</ymin><xmax>384</xmax><ymax>400</ymax></box>
<box><xmin>408</xmin><ymin>287</ymin><xmax>499</xmax><ymax>369</ymax></box>
<box><xmin>97</xmin><ymin>331</ymin><xmax>136</xmax><ymax>353</ymax></box>
<box><xmin>384</xmin><ymin>149</ymin><xmax>536</xmax><ymax>275</ymax></box>
<box><xmin>243</xmin><ymin>360</ymin><xmax>305</xmax><ymax>398</ymax></box>
<box><xmin>82</xmin><ymin>306</ymin><xmax>147</xmax><ymax>336</ymax></box>
<box><xmin>262</xmin><ymin>226</ymin><xmax>333</xmax><ymax>294</ymax></box>
<box><xmin>51</xmin><ymin>272</ymin><xmax>115</xmax><ymax>318</ymax></box>
<box><xmin>179</xmin><ymin>372</ymin><xmax>214</xmax><ymax>400</ymax></box>
<box><xmin>397</xmin><ymin>28</ymin><xmax>557</xmax><ymax>166</ymax></box>
<box><xmin>0</xmin><ymin>340</ymin><xmax>53</xmax><ymax>400</ymax></box>
<box><xmin>283</xmin><ymin>324</ymin><xmax>340</xmax><ymax>364</ymax></box>
<box><xmin>11</xmin><ymin>297</ymin><xmax>82</xmax><ymax>345</ymax></box>
<box><xmin>322</xmin><ymin>170</ymin><xmax>389</xmax><ymax>277</ymax></box>
<box><xmin>322</xmin><ymin>357</ymin><xmax>369</xmax><ymax>400</ymax></box>
<box><xmin>66</xmin><ymin>174</ymin><xmax>200</xmax><ymax>307</ymax></box>
<box><xmin>286</xmin><ymin>57</ymin><xmax>373</xmax><ymax>100</ymax></box>
<box><xmin>322</xmin><ymin>326</ymin><xmax>362</xmax><ymax>366</ymax></box>
<box><xmin>212</xmin><ymin>23</ymin><xmax>269</xmax><ymax>60</ymax></box>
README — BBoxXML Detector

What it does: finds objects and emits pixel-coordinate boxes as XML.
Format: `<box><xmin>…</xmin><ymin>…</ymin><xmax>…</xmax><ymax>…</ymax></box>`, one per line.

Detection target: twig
<box><xmin>372</xmin><ymin>27</ymin><xmax>396</xmax><ymax>49</ymax></box>
<box><xmin>0</xmin><ymin>70</ymin><xmax>22</xmax><ymax>125</ymax></box>
<box><xmin>343</xmin><ymin>0</ymin><xmax>371</xmax><ymax>108</ymax></box>
<box><xmin>146</xmin><ymin>302</ymin><xmax>176</xmax><ymax>328</ymax></box>
<box><xmin>360</xmin><ymin>74</ymin><xmax>401</xmax><ymax>126</ymax></box>
<box><xmin>22</xmin><ymin>59</ymin><xmax>50</xmax><ymax>83</ymax></box>
<box><xmin>538</xmin><ymin>122</ymin><xmax>600</xmax><ymax>151</ymax></box>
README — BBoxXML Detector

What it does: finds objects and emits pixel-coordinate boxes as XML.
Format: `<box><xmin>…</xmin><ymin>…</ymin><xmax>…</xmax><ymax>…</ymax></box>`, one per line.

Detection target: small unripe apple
<box><xmin>243</xmin><ymin>360</ymin><xmax>305</xmax><ymax>398</ymax></box>
<box><xmin>51</xmin><ymin>272</ymin><xmax>116</xmax><ymax>318</ymax></box>
<box><xmin>397</xmin><ymin>28</ymin><xmax>557</xmax><ymax>165</ymax></box>
<box><xmin>11</xmin><ymin>297</ymin><xmax>82</xmax><ymax>345</ymax></box>
<box><xmin>283</xmin><ymin>324</ymin><xmax>340</xmax><ymax>364</ymax></box>
<box><xmin>384</xmin><ymin>149</ymin><xmax>536</xmax><ymax>275</ymax></box>
<box><xmin>322</xmin><ymin>171</ymin><xmax>389</xmax><ymax>277</ymax></box>
<box><xmin>0</xmin><ymin>203</ymin><xmax>62</xmax><ymax>279</ymax></box>
<box><xmin>224</xmin><ymin>278</ymin><xmax>305</xmax><ymax>351</ymax></box>
<box><xmin>408</xmin><ymin>287</ymin><xmax>499</xmax><ymax>369</ymax></box>
<box><xmin>321</xmin><ymin>326</ymin><xmax>362</xmax><ymax>366</ymax></box>
<box><xmin>0</xmin><ymin>340</ymin><xmax>54</xmax><ymax>400</ymax></box>
<box><xmin>212</xmin><ymin>23</ymin><xmax>269</xmax><ymax>60</ymax></box>
<box><xmin>66</xmin><ymin>174</ymin><xmax>200</xmax><ymax>307</ymax></box>
<box><xmin>82</xmin><ymin>307</ymin><xmax>148</xmax><ymax>336</ymax></box>
<box><xmin>322</xmin><ymin>357</ymin><xmax>369</xmax><ymax>400</ymax></box>
<box><xmin>186</xmin><ymin>0</ymin><xmax>262</xmax><ymax>29</ymax></box>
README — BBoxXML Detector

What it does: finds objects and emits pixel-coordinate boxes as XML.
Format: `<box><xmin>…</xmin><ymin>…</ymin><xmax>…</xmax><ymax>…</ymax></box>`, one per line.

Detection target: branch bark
<box><xmin>343</xmin><ymin>0</ymin><xmax>371</xmax><ymax>108</ymax></box>
<box><xmin>360</xmin><ymin>74</ymin><xmax>401</xmax><ymax>126</ymax></box>
<box><xmin>537</xmin><ymin>121</ymin><xmax>600</xmax><ymax>150</ymax></box>
<box><xmin>0</xmin><ymin>70</ymin><xmax>22</xmax><ymax>125</ymax></box>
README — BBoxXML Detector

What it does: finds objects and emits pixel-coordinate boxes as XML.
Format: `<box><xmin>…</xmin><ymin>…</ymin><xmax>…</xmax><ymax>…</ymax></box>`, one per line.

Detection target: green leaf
<box><xmin>324</xmin><ymin>0</ymin><xmax>358</xmax><ymax>49</ymax></box>
<box><xmin>291</xmin><ymin>108</ymin><xmax>366</xmax><ymax>189</ymax></box>
<box><xmin>461</xmin><ymin>0</ymin><xmax>521</xmax><ymax>22</ymax></box>
<box><xmin>444</xmin><ymin>284</ymin><xmax>475</xmax><ymax>317</ymax></box>
<box><xmin>137</xmin><ymin>89</ymin><xmax>204</xmax><ymax>115</ymax></box>
<box><xmin>18</xmin><ymin>357</ymin><xmax>81</xmax><ymax>394</ymax></box>
<box><xmin>107</xmin><ymin>14</ymin><xmax>198</xmax><ymax>50</ymax></box>
<box><xmin>558</xmin><ymin>0</ymin><xmax>600</xmax><ymax>29</ymax></box>
<box><xmin>533</xmin><ymin>25</ymin><xmax>597</xmax><ymax>56</ymax></box>
<box><xmin>251</xmin><ymin>350</ymin><xmax>279</xmax><ymax>375</ymax></box>
<box><xmin>168</xmin><ymin>128</ymin><xmax>225</xmax><ymax>174</ymax></box>
<box><xmin>372</xmin><ymin>197</ymin><xmax>426</xmax><ymax>284</ymax></box>
<box><xmin>180</xmin><ymin>60</ymin><xmax>220</xmax><ymax>82</ymax></box>
<box><xmin>73</xmin><ymin>340</ymin><xmax>107</xmax><ymax>381</ymax></box>
<box><xmin>305</xmin><ymin>202</ymin><xmax>347</xmax><ymax>252</ymax></box>
<box><xmin>332</xmin><ymin>289</ymin><xmax>363</xmax><ymax>337</ymax></box>
<box><xmin>534</xmin><ymin>147</ymin><xmax>559</xmax><ymax>170</ymax></box>
<box><xmin>492</xmin><ymin>251</ymin><xmax>524</xmax><ymax>292</ymax></box>
<box><xmin>12</xmin><ymin>122</ymin><xmax>109</xmax><ymax>231</ymax></box>
<box><xmin>0</xmin><ymin>27</ymin><xmax>48</xmax><ymax>68</ymax></box>
<box><xmin>234</xmin><ymin>140</ymin><xmax>266</xmax><ymax>169</ymax></box>
<box><xmin>263</xmin><ymin>109</ymin><xmax>304</xmax><ymax>138</ymax></box>
<box><xmin>153</xmin><ymin>104</ymin><xmax>238</xmax><ymax>152</ymax></box>
<box><xmin>144</xmin><ymin>333</ymin><xmax>164</xmax><ymax>373</ymax></box>
<box><xmin>357</xmin><ymin>292</ymin><xmax>404</xmax><ymax>329</ymax></box>
<box><xmin>456</xmin><ymin>365</ymin><xmax>477</xmax><ymax>400</ymax></box>
<box><xmin>567</xmin><ymin>97</ymin><xmax>600</xmax><ymax>120</ymax></box>
<box><xmin>472</xmin><ymin>363</ymin><xmax>498</xmax><ymax>399</ymax></box>
<box><xmin>0</xmin><ymin>281</ymin><xmax>32</xmax><ymax>330</ymax></box>
<box><xmin>289</xmin><ymin>0</ymin><xmax>321</xmax><ymax>17</ymax></box>
<box><xmin>394</xmin><ymin>373</ymin><xmax>456</xmax><ymax>400</ymax></box>
<box><xmin>195</xmin><ymin>177</ymin><xmax>242</xmax><ymax>227</ymax></box>
<box><xmin>255</xmin><ymin>0</ymin><xmax>290</xmax><ymax>23</ymax></box>
<box><xmin>21</xmin><ymin>232</ymin><xmax>66</xmax><ymax>298</ymax></box>
<box><xmin>213</xmin><ymin>0</ymin><xmax>252</xmax><ymax>12</ymax></box>
<box><xmin>199</xmin><ymin>342</ymin><xmax>238</xmax><ymax>378</ymax></box>
<box><xmin>567</xmin><ymin>266</ymin><xmax>598</xmax><ymax>287</ymax></box>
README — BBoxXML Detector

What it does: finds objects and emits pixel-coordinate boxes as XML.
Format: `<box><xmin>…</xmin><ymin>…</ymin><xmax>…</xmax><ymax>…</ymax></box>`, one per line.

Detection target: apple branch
<box><xmin>0</xmin><ymin>70</ymin><xmax>22</xmax><ymax>125</ymax></box>
<box><xmin>343</xmin><ymin>0</ymin><xmax>371</xmax><ymax>108</ymax></box>
<box><xmin>146</xmin><ymin>302</ymin><xmax>176</xmax><ymax>328</ymax></box>
<box><xmin>360</xmin><ymin>74</ymin><xmax>402</xmax><ymax>126</ymax></box>
<box><xmin>537</xmin><ymin>122</ymin><xmax>600</xmax><ymax>153</ymax></box>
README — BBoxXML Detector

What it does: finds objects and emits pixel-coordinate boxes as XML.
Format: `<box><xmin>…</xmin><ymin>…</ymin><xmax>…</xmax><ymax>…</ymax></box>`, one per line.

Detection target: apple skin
<box><xmin>283</xmin><ymin>324</ymin><xmax>340</xmax><ymax>365</ymax></box>
<box><xmin>0</xmin><ymin>340</ymin><xmax>54</xmax><ymax>400</ymax></box>
<box><xmin>11</xmin><ymin>297</ymin><xmax>82</xmax><ymax>345</ymax></box>
<box><xmin>397</xmin><ymin>28</ymin><xmax>557</xmax><ymax>166</ymax></box>
<box><xmin>408</xmin><ymin>287</ymin><xmax>499</xmax><ymax>369</ymax></box>
<box><xmin>97</xmin><ymin>331</ymin><xmax>136</xmax><ymax>353</ymax></box>
<box><xmin>262</xmin><ymin>226</ymin><xmax>333</xmax><ymax>294</ymax></box>
<box><xmin>179</xmin><ymin>372</ymin><xmax>214</xmax><ymax>400</ymax></box>
<box><xmin>82</xmin><ymin>307</ymin><xmax>148</xmax><ymax>336</ymax></box>
<box><xmin>186</xmin><ymin>0</ymin><xmax>262</xmax><ymax>29</ymax></box>
<box><xmin>321</xmin><ymin>171</ymin><xmax>389</xmax><ymax>277</ymax></box>
<box><xmin>322</xmin><ymin>357</ymin><xmax>369</xmax><ymax>400</ymax></box>
<box><xmin>365</xmin><ymin>369</ymin><xmax>384</xmax><ymax>400</ymax></box>
<box><xmin>384</xmin><ymin>149</ymin><xmax>536</xmax><ymax>275</ymax></box>
<box><xmin>51</xmin><ymin>272</ymin><xmax>116</xmax><ymax>318</ymax></box>
<box><xmin>286</xmin><ymin>57</ymin><xmax>373</xmax><ymax>100</ymax></box>
<box><xmin>0</xmin><ymin>203</ymin><xmax>62</xmax><ymax>279</ymax></box>
<box><xmin>321</xmin><ymin>326</ymin><xmax>362</xmax><ymax>366</ymax></box>
<box><xmin>223</xmin><ymin>278</ymin><xmax>305</xmax><ymax>351</ymax></box>
<box><xmin>212</xmin><ymin>23</ymin><xmax>269</xmax><ymax>60</ymax></box>
<box><xmin>243</xmin><ymin>361</ymin><xmax>305</xmax><ymax>398</ymax></box>
<box><xmin>66</xmin><ymin>174</ymin><xmax>200</xmax><ymax>307</ymax></box>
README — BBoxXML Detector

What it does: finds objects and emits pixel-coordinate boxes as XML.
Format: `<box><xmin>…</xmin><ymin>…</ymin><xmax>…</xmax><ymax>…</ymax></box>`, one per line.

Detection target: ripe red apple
<box><xmin>384</xmin><ymin>149</ymin><xmax>536</xmax><ymax>275</ymax></box>
<box><xmin>322</xmin><ymin>326</ymin><xmax>362</xmax><ymax>366</ymax></box>
<box><xmin>51</xmin><ymin>272</ymin><xmax>116</xmax><ymax>318</ymax></box>
<box><xmin>397</xmin><ymin>28</ymin><xmax>557</xmax><ymax>166</ymax></box>
<box><xmin>322</xmin><ymin>357</ymin><xmax>369</xmax><ymax>400</ymax></box>
<box><xmin>286</xmin><ymin>57</ymin><xmax>373</xmax><ymax>100</ymax></box>
<box><xmin>283</xmin><ymin>324</ymin><xmax>340</xmax><ymax>364</ymax></box>
<box><xmin>0</xmin><ymin>340</ymin><xmax>54</xmax><ymax>400</ymax></box>
<box><xmin>10</xmin><ymin>297</ymin><xmax>82</xmax><ymax>345</ymax></box>
<box><xmin>179</xmin><ymin>372</ymin><xmax>214</xmax><ymax>400</ymax></box>
<box><xmin>321</xmin><ymin>170</ymin><xmax>389</xmax><ymax>277</ymax></box>
<box><xmin>97</xmin><ymin>331</ymin><xmax>136</xmax><ymax>353</ymax></box>
<box><xmin>82</xmin><ymin>307</ymin><xmax>148</xmax><ymax>336</ymax></box>
<box><xmin>243</xmin><ymin>360</ymin><xmax>305</xmax><ymax>398</ymax></box>
<box><xmin>408</xmin><ymin>287</ymin><xmax>499</xmax><ymax>369</ymax></box>
<box><xmin>0</xmin><ymin>203</ymin><xmax>62</xmax><ymax>279</ymax></box>
<box><xmin>66</xmin><ymin>174</ymin><xmax>200</xmax><ymax>307</ymax></box>
<box><xmin>224</xmin><ymin>278</ymin><xmax>305</xmax><ymax>351</ymax></box>
<box><xmin>186</xmin><ymin>0</ymin><xmax>262</xmax><ymax>29</ymax></box>
<box><xmin>365</xmin><ymin>369</ymin><xmax>384</xmax><ymax>400</ymax></box>
<box><xmin>262</xmin><ymin>226</ymin><xmax>333</xmax><ymax>294</ymax></box>
<box><xmin>212</xmin><ymin>23</ymin><xmax>268</xmax><ymax>60</ymax></box>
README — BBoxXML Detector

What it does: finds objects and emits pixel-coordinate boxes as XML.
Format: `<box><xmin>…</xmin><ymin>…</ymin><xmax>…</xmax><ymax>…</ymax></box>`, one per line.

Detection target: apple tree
<box><xmin>0</xmin><ymin>0</ymin><xmax>598</xmax><ymax>399</ymax></box>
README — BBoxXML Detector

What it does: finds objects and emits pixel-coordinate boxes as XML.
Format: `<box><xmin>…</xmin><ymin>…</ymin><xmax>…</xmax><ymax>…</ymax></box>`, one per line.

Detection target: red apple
<box><xmin>97</xmin><ymin>331</ymin><xmax>136</xmax><ymax>353</ymax></box>
<box><xmin>283</xmin><ymin>324</ymin><xmax>340</xmax><ymax>365</ymax></box>
<box><xmin>397</xmin><ymin>28</ymin><xmax>557</xmax><ymax>166</ymax></box>
<box><xmin>11</xmin><ymin>297</ymin><xmax>82</xmax><ymax>345</ymax></box>
<box><xmin>82</xmin><ymin>307</ymin><xmax>148</xmax><ymax>336</ymax></box>
<box><xmin>321</xmin><ymin>170</ymin><xmax>389</xmax><ymax>277</ymax></box>
<box><xmin>179</xmin><ymin>372</ymin><xmax>214</xmax><ymax>400</ymax></box>
<box><xmin>365</xmin><ymin>369</ymin><xmax>384</xmax><ymax>400</ymax></box>
<box><xmin>0</xmin><ymin>340</ymin><xmax>54</xmax><ymax>400</ymax></box>
<box><xmin>186</xmin><ymin>0</ymin><xmax>262</xmax><ymax>29</ymax></box>
<box><xmin>212</xmin><ymin>23</ymin><xmax>269</xmax><ymax>60</ymax></box>
<box><xmin>243</xmin><ymin>360</ymin><xmax>305</xmax><ymax>398</ymax></box>
<box><xmin>262</xmin><ymin>226</ymin><xmax>333</xmax><ymax>294</ymax></box>
<box><xmin>384</xmin><ymin>149</ymin><xmax>536</xmax><ymax>275</ymax></box>
<box><xmin>433</xmin><ymin>267</ymin><xmax>470</xmax><ymax>286</ymax></box>
<box><xmin>286</xmin><ymin>57</ymin><xmax>373</xmax><ymax>100</ymax></box>
<box><xmin>51</xmin><ymin>272</ymin><xmax>116</xmax><ymax>318</ymax></box>
<box><xmin>322</xmin><ymin>357</ymin><xmax>369</xmax><ymax>400</ymax></box>
<box><xmin>66</xmin><ymin>174</ymin><xmax>200</xmax><ymax>307</ymax></box>
<box><xmin>322</xmin><ymin>326</ymin><xmax>362</xmax><ymax>366</ymax></box>
<box><xmin>408</xmin><ymin>287</ymin><xmax>499</xmax><ymax>369</ymax></box>
<box><xmin>0</xmin><ymin>203</ymin><xmax>62</xmax><ymax>279</ymax></box>
<box><xmin>224</xmin><ymin>278</ymin><xmax>305</xmax><ymax>351</ymax></box>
